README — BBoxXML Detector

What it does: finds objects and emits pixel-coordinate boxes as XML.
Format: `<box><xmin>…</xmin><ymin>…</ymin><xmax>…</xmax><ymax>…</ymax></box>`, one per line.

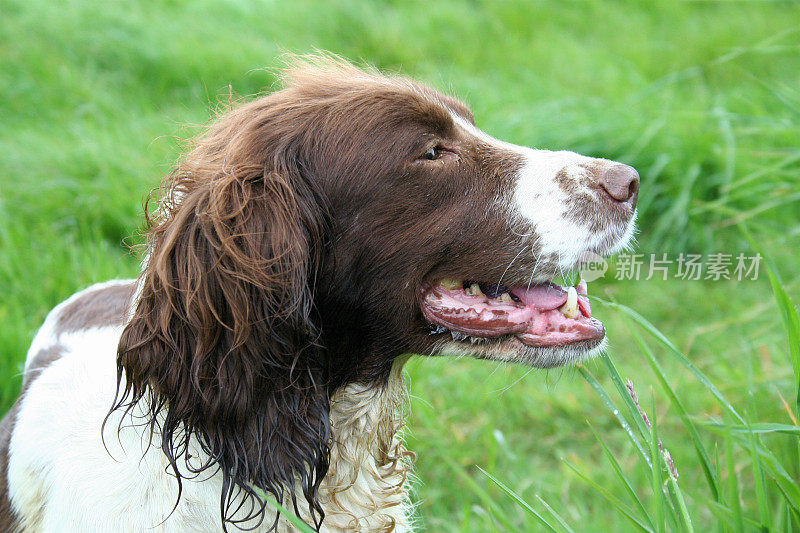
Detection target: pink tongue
<box><xmin>511</xmin><ymin>283</ymin><xmax>568</xmax><ymax>310</ymax></box>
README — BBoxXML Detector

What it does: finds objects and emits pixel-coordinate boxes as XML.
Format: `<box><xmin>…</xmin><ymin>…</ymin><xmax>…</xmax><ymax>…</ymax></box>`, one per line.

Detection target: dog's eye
<box><xmin>423</xmin><ymin>146</ymin><xmax>443</xmax><ymax>160</ymax></box>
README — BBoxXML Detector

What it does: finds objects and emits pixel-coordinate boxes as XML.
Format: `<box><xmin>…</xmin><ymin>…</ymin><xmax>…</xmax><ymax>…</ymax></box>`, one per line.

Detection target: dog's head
<box><xmin>289</xmin><ymin>59</ymin><xmax>637</xmax><ymax>375</ymax></box>
<box><xmin>117</xmin><ymin>56</ymin><xmax>637</xmax><ymax>529</ymax></box>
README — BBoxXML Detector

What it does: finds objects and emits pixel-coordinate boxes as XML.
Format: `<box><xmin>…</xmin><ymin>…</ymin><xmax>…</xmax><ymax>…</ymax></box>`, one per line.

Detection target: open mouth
<box><xmin>421</xmin><ymin>279</ymin><xmax>604</xmax><ymax>348</ymax></box>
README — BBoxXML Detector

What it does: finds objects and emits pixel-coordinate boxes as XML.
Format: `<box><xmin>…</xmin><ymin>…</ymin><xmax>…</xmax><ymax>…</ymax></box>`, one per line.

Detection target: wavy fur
<box><xmin>114</xmin><ymin>73</ymin><xmax>334</xmax><ymax>529</ymax></box>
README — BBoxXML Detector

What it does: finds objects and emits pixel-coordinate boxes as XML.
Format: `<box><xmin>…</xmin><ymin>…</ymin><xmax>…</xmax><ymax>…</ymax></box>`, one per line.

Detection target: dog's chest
<box><xmin>315</xmin><ymin>381</ymin><xmax>414</xmax><ymax>532</ymax></box>
<box><xmin>8</xmin><ymin>332</ymin><xmax>413</xmax><ymax>532</ymax></box>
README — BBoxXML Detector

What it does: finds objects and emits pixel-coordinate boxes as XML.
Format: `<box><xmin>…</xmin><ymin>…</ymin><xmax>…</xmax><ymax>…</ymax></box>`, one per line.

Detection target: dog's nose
<box><xmin>599</xmin><ymin>164</ymin><xmax>639</xmax><ymax>206</ymax></box>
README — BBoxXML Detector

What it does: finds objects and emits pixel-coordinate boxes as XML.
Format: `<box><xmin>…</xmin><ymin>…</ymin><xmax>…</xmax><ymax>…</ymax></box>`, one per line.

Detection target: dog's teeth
<box><xmin>577</xmin><ymin>278</ymin><xmax>588</xmax><ymax>295</ymax></box>
<box><xmin>499</xmin><ymin>292</ymin><xmax>513</xmax><ymax>304</ymax></box>
<box><xmin>439</xmin><ymin>278</ymin><xmax>462</xmax><ymax>290</ymax></box>
<box><xmin>465</xmin><ymin>283</ymin><xmax>484</xmax><ymax>297</ymax></box>
<box><xmin>559</xmin><ymin>286</ymin><xmax>580</xmax><ymax>318</ymax></box>
<box><xmin>429</xmin><ymin>324</ymin><xmax>448</xmax><ymax>335</ymax></box>
<box><xmin>451</xmin><ymin>331</ymin><xmax>466</xmax><ymax>341</ymax></box>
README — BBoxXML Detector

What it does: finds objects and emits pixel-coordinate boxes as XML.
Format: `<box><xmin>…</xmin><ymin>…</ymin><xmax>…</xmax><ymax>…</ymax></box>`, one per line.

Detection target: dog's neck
<box><xmin>316</xmin><ymin>358</ymin><xmax>414</xmax><ymax>531</ymax></box>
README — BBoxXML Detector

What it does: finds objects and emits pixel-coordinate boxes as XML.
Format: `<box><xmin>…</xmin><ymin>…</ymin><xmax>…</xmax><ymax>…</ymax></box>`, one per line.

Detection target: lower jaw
<box><xmin>421</xmin><ymin>305</ymin><xmax>605</xmax><ymax>348</ymax></box>
<box><xmin>515</xmin><ymin>319</ymin><xmax>606</xmax><ymax>347</ymax></box>
<box><xmin>438</xmin><ymin>333</ymin><xmax>606</xmax><ymax>368</ymax></box>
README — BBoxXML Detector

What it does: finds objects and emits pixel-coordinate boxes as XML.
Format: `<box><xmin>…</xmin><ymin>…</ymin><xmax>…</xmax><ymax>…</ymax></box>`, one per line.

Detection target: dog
<box><xmin>0</xmin><ymin>56</ymin><xmax>638</xmax><ymax>532</ymax></box>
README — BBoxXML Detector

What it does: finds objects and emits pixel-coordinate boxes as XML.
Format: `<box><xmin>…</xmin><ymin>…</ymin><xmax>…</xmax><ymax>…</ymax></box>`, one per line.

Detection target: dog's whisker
<box><xmin>495</xmin><ymin>245</ymin><xmax>527</xmax><ymax>293</ymax></box>
<box><xmin>495</xmin><ymin>367</ymin><xmax>535</xmax><ymax>395</ymax></box>
<box><xmin>526</xmin><ymin>246</ymin><xmax>543</xmax><ymax>291</ymax></box>
<box><xmin>509</xmin><ymin>227</ymin><xmax>536</xmax><ymax>238</ymax></box>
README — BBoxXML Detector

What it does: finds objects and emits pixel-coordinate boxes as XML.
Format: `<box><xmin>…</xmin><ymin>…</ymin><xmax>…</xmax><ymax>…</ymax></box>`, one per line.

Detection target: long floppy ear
<box><xmin>114</xmin><ymin>121</ymin><xmax>330</xmax><ymax>530</ymax></box>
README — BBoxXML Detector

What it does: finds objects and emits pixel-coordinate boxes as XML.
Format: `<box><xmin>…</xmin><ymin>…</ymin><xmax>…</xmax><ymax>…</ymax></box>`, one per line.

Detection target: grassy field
<box><xmin>2</xmin><ymin>0</ymin><xmax>799</xmax><ymax>530</ymax></box>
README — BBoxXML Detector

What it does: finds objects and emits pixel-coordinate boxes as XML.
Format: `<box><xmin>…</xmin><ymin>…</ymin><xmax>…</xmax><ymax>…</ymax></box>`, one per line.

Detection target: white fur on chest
<box><xmin>8</xmin><ymin>327</ymin><xmax>413</xmax><ymax>532</ymax></box>
<box><xmin>319</xmin><ymin>375</ymin><xmax>414</xmax><ymax>532</ymax></box>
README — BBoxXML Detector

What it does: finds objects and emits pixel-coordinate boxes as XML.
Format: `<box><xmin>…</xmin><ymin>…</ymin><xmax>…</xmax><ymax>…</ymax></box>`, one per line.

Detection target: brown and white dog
<box><xmin>0</xmin><ymin>57</ymin><xmax>638</xmax><ymax>532</ymax></box>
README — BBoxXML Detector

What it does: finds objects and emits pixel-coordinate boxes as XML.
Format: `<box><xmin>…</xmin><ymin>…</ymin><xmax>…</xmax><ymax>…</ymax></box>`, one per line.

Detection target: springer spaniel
<box><xmin>0</xmin><ymin>57</ymin><xmax>638</xmax><ymax>532</ymax></box>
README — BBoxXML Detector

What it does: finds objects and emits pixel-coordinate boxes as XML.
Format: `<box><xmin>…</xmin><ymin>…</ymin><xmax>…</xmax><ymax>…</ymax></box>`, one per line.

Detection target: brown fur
<box><xmin>21</xmin><ymin>345</ymin><xmax>67</xmax><ymax>390</ymax></box>
<box><xmin>110</xmin><ymin>57</ymin><xmax>540</xmax><ymax>531</ymax></box>
<box><xmin>54</xmin><ymin>283</ymin><xmax>135</xmax><ymax>335</ymax></box>
<box><xmin>0</xmin><ymin>400</ymin><xmax>20</xmax><ymax>533</ymax></box>
<box><xmin>96</xmin><ymin>55</ymin><xmax>636</xmax><ymax>531</ymax></box>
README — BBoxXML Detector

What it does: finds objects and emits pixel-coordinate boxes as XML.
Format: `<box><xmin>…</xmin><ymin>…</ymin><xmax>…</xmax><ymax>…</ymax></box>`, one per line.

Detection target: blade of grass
<box><xmin>599</xmin><ymin>291</ymin><xmax>800</xmax><ymax>524</ymax></box>
<box><xmin>723</xmin><ymin>414</ymin><xmax>745</xmax><ymax>532</ymax></box>
<box><xmin>669</xmin><ymin>477</ymin><xmax>694</xmax><ymax>533</ymax></box>
<box><xmin>599</xmin><ymin>353</ymin><xmax>653</xmax><ymax>440</ymax></box>
<box><xmin>594</xmin><ymin>354</ymin><xmax>680</xmax><ymax>522</ymax></box>
<box><xmin>763</xmin><ymin>261</ymin><xmax>800</xmax><ymax>418</ymax></box>
<box><xmin>776</xmin><ymin>390</ymin><xmax>800</xmax><ymax>426</ymax></box>
<box><xmin>745</xmin><ymin>417</ymin><xmax>771</xmax><ymax>531</ymax></box>
<box><xmin>588</xmin><ymin>422</ymin><xmax>655</xmax><ymax>531</ymax></box>
<box><xmin>534</xmin><ymin>494</ymin><xmax>577</xmax><ymax>533</ymax></box>
<box><xmin>703</xmin><ymin>422</ymin><xmax>800</xmax><ymax>435</ymax></box>
<box><xmin>441</xmin><ymin>455</ymin><xmax>515</xmax><ymax>532</ymax></box>
<box><xmin>755</xmin><ymin>450</ymin><xmax>800</xmax><ymax>517</ymax></box>
<box><xmin>649</xmin><ymin>163</ymin><xmax>700</xmax><ymax>246</ymax></box>
<box><xmin>704</xmin><ymin>425</ymin><xmax>800</xmax><ymax>516</ymax></box>
<box><xmin>722</xmin><ymin>151</ymin><xmax>800</xmax><ymax>192</ymax></box>
<box><xmin>773</xmin><ymin>482</ymin><xmax>800</xmax><ymax>525</ymax></box>
<box><xmin>706</xmin><ymin>500</ymin><xmax>765</xmax><ymax>530</ymax></box>
<box><xmin>578</xmin><ymin>364</ymin><xmax>651</xmax><ymax>467</ymax></box>
<box><xmin>648</xmin><ymin>393</ymin><xmax>664</xmax><ymax>533</ymax></box>
<box><xmin>683</xmin><ymin>233</ymin><xmax>800</xmax><ymax>517</ymax></box>
<box><xmin>772</xmin><ymin>499</ymin><xmax>787</xmax><ymax>532</ymax></box>
<box><xmin>476</xmin><ymin>466</ymin><xmax>560</xmax><ymax>533</ymax></box>
<box><xmin>625</xmin><ymin>319</ymin><xmax>721</xmax><ymax>502</ymax></box>
<box><xmin>718</xmin><ymin>191</ymin><xmax>800</xmax><ymax>228</ymax></box>
<box><xmin>594</xmin><ymin>298</ymin><xmax>746</xmax><ymax>425</ymax></box>
<box><xmin>740</xmin><ymin>225</ymin><xmax>800</xmax><ymax>418</ymax></box>
<box><xmin>580</xmin><ymin>357</ymin><xmax>679</xmax><ymax>522</ymax></box>
<box><xmin>253</xmin><ymin>489</ymin><xmax>317</xmax><ymax>533</ymax></box>
<box><xmin>562</xmin><ymin>459</ymin><xmax>654</xmax><ymax>533</ymax></box>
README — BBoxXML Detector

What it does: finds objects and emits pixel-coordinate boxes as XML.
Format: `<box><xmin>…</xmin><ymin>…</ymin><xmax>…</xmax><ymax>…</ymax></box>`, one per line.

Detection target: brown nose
<box><xmin>599</xmin><ymin>164</ymin><xmax>639</xmax><ymax>205</ymax></box>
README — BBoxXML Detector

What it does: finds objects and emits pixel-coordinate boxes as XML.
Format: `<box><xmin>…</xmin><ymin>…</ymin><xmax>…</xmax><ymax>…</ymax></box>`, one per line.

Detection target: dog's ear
<box><xmin>114</xmin><ymin>115</ymin><xmax>330</xmax><ymax>529</ymax></box>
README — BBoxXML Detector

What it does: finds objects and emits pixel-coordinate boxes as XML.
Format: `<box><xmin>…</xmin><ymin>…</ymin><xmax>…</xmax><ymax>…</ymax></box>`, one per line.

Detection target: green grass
<box><xmin>1</xmin><ymin>0</ymin><xmax>799</xmax><ymax>531</ymax></box>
